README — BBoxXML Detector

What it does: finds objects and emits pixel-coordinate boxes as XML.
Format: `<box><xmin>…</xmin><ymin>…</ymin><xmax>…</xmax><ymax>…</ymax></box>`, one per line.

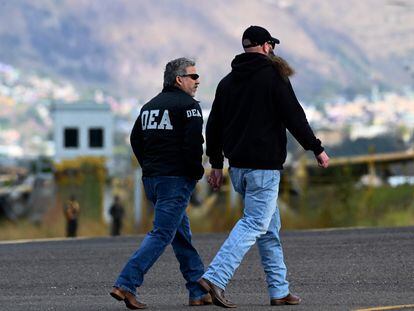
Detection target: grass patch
<box><xmin>281</xmin><ymin>184</ymin><xmax>414</xmax><ymax>229</ymax></box>
<box><xmin>1</xmin><ymin>181</ymin><xmax>413</xmax><ymax>241</ymax></box>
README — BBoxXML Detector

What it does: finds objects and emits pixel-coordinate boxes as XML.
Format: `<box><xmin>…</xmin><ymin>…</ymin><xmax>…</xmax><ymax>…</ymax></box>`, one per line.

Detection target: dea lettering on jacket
<box><xmin>141</xmin><ymin>107</ymin><xmax>202</xmax><ymax>131</ymax></box>
<box><xmin>186</xmin><ymin>109</ymin><xmax>202</xmax><ymax>118</ymax></box>
<box><xmin>141</xmin><ymin>109</ymin><xmax>173</xmax><ymax>130</ymax></box>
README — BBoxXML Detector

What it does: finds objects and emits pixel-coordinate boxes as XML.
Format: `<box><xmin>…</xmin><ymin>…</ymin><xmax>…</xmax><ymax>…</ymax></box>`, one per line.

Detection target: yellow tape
<box><xmin>355</xmin><ymin>304</ymin><xmax>414</xmax><ymax>311</ymax></box>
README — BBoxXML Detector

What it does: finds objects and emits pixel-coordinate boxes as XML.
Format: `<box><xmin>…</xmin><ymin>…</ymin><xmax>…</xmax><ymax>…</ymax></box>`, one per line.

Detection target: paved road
<box><xmin>0</xmin><ymin>227</ymin><xmax>413</xmax><ymax>311</ymax></box>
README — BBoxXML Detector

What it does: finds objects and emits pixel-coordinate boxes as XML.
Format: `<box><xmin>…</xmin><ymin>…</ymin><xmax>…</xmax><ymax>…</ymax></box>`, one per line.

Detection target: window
<box><xmin>89</xmin><ymin>128</ymin><xmax>104</xmax><ymax>148</ymax></box>
<box><xmin>64</xmin><ymin>128</ymin><xmax>79</xmax><ymax>148</ymax></box>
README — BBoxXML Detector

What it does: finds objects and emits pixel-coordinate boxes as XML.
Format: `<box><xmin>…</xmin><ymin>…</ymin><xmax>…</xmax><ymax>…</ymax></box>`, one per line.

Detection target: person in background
<box><xmin>109</xmin><ymin>195</ymin><xmax>125</xmax><ymax>236</ymax></box>
<box><xmin>64</xmin><ymin>195</ymin><xmax>80</xmax><ymax>238</ymax></box>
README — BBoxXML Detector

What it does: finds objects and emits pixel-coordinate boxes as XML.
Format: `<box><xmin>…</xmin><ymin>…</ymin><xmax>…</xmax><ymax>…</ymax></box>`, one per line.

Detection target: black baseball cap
<box><xmin>242</xmin><ymin>25</ymin><xmax>280</xmax><ymax>48</ymax></box>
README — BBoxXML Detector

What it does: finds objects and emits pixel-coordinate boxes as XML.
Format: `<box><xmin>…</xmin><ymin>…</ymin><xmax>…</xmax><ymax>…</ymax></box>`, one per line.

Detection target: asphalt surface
<box><xmin>0</xmin><ymin>227</ymin><xmax>413</xmax><ymax>311</ymax></box>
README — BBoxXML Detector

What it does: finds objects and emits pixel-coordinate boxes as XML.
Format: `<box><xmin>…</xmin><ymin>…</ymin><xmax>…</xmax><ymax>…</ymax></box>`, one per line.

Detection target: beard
<box><xmin>268</xmin><ymin>50</ymin><xmax>295</xmax><ymax>79</ymax></box>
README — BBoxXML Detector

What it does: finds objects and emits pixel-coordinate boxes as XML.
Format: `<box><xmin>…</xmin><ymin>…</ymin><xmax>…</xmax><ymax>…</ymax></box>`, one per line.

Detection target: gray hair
<box><xmin>163</xmin><ymin>57</ymin><xmax>196</xmax><ymax>88</ymax></box>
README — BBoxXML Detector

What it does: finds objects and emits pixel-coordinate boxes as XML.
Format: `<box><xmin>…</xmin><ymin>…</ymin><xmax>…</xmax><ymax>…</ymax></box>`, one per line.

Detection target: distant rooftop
<box><xmin>51</xmin><ymin>101</ymin><xmax>111</xmax><ymax>112</ymax></box>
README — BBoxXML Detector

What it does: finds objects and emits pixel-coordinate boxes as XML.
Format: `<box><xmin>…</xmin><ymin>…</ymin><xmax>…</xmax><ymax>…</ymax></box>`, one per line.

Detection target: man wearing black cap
<box><xmin>198</xmin><ymin>26</ymin><xmax>330</xmax><ymax>307</ymax></box>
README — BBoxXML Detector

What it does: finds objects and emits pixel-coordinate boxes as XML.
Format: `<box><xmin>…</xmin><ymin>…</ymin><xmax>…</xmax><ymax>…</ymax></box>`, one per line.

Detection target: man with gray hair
<box><xmin>110</xmin><ymin>57</ymin><xmax>211</xmax><ymax>309</ymax></box>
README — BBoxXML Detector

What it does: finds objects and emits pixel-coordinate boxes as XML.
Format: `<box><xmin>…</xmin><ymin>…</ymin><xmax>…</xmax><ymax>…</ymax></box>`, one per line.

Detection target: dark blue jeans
<box><xmin>114</xmin><ymin>176</ymin><xmax>206</xmax><ymax>299</ymax></box>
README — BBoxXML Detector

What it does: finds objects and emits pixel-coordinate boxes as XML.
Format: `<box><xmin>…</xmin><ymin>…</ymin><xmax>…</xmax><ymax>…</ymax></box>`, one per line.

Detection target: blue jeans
<box><xmin>203</xmin><ymin>168</ymin><xmax>289</xmax><ymax>299</ymax></box>
<box><xmin>114</xmin><ymin>176</ymin><xmax>206</xmax><ymax>300</ymax></box>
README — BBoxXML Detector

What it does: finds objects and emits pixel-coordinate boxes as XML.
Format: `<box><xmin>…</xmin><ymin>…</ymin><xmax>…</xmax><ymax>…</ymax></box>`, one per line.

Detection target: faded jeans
<box><xmin>203</xmin><ymin>168</ymin><xmax>289</xmax><ymax>299</ymax></box>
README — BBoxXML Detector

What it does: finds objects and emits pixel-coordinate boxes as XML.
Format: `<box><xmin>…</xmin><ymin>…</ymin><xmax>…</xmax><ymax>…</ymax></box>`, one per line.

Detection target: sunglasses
<box><xmin>180</xmin><ymin>73</ymin><xmax>199</xmax><ymax>80</ymax></box>
<box><xmin>266</xmin><ymin>41</ymin><xmax>276</xmax><ymax>49</ymax></box>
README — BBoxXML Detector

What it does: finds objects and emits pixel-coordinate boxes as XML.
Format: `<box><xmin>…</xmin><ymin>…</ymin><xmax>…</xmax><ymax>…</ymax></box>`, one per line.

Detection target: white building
<box><xmin>51</xmin><ymin>102</ymin><xmax>113</xmax><ymax>166</ymax></box>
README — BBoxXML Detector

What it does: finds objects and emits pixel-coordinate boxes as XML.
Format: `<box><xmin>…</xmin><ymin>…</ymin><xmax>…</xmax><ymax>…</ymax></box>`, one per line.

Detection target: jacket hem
<box><xmin>228</xmin><ymin>160</ymin><xmax>283</xmax><ymax>170</ymax></box>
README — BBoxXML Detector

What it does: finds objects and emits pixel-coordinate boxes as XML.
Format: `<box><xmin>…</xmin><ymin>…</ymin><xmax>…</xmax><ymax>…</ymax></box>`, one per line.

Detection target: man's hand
<box><xmin>316</xmin><ymin>151</ymin><xmax>330</xmax><ymax>168</ymax></box>
<box><xmin>208</xmin><ymin>168</ymin><xmax>223</xmax><ymax>191</ymax></box>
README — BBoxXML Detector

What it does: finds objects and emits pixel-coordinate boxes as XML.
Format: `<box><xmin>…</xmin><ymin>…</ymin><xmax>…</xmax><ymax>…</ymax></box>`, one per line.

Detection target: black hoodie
<box><xmin>130</xmin><ymin>86</ymin><xmax>204</xmax><ymax>180</ymax></box>
<box><xmin>206</xmin><ymin>52</ymin><xmax>324</xmax><ymax>170</ymax></box>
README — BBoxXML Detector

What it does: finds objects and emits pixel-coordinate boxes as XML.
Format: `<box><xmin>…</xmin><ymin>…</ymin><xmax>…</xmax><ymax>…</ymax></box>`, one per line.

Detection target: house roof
<box><xmin>51</xmin><ymin>101</ymin><xmax>111</xmax><ymax>112</ymax></box>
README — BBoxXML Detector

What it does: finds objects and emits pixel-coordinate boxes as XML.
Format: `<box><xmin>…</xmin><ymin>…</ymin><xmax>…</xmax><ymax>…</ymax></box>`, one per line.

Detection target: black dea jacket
<box><xmin>131</xmin><ymin>86</ymin><xmax>204</xmax><ymax>180</ymax></box>
<box><xmin>206</xmin><ymin>52</ymin><xmax>324</xmax><ymax>170</ymax></box>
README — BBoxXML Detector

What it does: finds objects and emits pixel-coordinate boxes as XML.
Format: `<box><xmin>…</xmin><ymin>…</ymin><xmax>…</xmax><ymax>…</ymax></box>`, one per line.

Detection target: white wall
<box><xmin>52</xmin><ymin>103</ymin><xmax>113</xmax><ymax>163</ymax></box>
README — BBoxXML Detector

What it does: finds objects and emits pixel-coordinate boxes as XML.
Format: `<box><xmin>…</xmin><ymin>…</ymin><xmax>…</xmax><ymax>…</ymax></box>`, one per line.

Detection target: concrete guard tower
<box><xmin>51</xmin><ymin>101</ymin><xmax>113</xmax><ymax>164</ymax></box>
<box><xmin>51</xmin><ymin>101</ymin><xmax>114</xmax><ymax>222</ymax></box>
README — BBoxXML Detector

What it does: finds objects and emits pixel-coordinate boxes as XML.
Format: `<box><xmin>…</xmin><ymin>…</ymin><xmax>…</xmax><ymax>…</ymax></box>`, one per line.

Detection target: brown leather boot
<box><xmin>198</xmin><ymin>278</ymin><xmax>236</xmax><ymax>308</ymax></box>
<box><xmin>270</xmin><ymin>293</ymin><xmax>301</xmax><ymax>305</ymax></box>
<box><xmin>189</xmin><ymin>293</ymin><xmax>213</xmax><ymax>306</ymax></box>
<box><xmin>110</xmin><ymin>287</ymin><xmax>147</xmax><ymax>309</ymax></box>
